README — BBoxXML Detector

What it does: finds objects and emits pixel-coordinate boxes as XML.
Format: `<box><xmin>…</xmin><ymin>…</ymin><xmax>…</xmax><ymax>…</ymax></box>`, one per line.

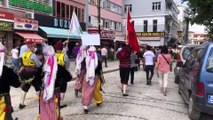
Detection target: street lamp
<box><xmin>97</xmin><ymin>0</ymin><xmax>101</xmax><ymax>36</ymax></box>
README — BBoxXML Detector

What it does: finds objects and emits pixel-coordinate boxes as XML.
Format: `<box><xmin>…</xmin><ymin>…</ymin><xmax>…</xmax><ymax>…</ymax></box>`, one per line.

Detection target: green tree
<box><xmin>182</xmin><ymin>0</ymin><xmax>213</xmax><ymax>39</ymax></box>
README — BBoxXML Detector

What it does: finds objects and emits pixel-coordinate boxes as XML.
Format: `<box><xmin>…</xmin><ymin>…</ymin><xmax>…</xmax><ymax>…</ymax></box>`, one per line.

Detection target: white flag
<box><xmin>69</xmin><ymin>10</ymin><xmax>83</xmax><ymax>36</ymax></box>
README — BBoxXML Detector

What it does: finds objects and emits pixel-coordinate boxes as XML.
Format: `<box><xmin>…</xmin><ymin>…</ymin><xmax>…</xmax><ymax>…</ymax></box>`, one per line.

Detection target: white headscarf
<box><xmin>75</xmin><ymin>45</ymin><xmax>87</xmax><ymax>75</ymax></box>
<box><xmin>42</xmin><ymin>45</ymin><xmax>58</xmax><ymax>101</ymax></box>
<box><xmin>0</xmin><ymin>42</ymin><xmax>6</xmax><ymax>77</ymax></box>
<box><xmin>86</xmin><ymin>46</ymin><xmax>98</xmax><ymax>86</ymax></box>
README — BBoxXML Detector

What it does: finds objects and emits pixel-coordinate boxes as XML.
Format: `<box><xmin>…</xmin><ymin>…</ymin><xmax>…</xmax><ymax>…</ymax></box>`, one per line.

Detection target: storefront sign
<box><xmin>136</xmin><ymin>32</ymin><xmax>165</xmax><ymax>37</ymax></box>
<box><xmin>88</xmin><ymin>29</ymin><xmax>115</xmax><ymax>40</ymax></box>
<box><xmin>14</xmin><ymin>18</ymin><xmax>38</xmax><ymax>31</ymax></box>
<box><xmin>9</xmin><ymin>0</ymin><xmax>53</xmax><ymax>13</ymax></box>
<box><xmin>34</xmin><ymin>14</ymin><xmax>86</xmax><ymax>31</ymax></box>
<box><xmin>0</xmin><ymin>21</ymin><xmax>13</xmax><ymax>31</ymax></box>
<box><xmin>0</xmin><ymin>11</ymin><xmax>14</xmax><ymax>22</ymax></box>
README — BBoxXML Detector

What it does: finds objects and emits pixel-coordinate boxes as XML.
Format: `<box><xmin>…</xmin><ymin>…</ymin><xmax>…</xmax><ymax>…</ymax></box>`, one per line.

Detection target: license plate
<box><xmin>208</xmin><ymin>95</ymin><xmax>213</xmax><ymax>104</ymax></box>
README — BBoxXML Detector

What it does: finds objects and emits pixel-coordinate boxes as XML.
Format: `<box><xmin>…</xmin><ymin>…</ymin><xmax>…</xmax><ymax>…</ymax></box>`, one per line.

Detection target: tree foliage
<box><xmin>182</xmin><ymin>0</ymin><xmax>213</xmax><ymax>38</ymax></box>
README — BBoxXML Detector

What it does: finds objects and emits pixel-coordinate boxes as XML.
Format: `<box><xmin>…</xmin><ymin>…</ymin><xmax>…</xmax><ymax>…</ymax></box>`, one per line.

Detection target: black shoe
<box><xmin>122</xmin><ymin>93</ymin><xmax>129</xmax><ymax>96</ymax></box>
<box><xmin>60</xmin><ymin>104</ymin><xmax>67</xmax><ymax>109</ymax></box>
<box><xmin>97</xmin><ymin>102</ymin><xmax>103</xmax><ymax>107</ymax></box>
<box><xmin>19</xmin><ymin>104</ymin><xmax>26</xmax><ymax>109</ymax></box>
<box><xmin>84</xmin><ymin>109</ymin><xmax>89</xmax><ymax>114</ymax></box>
<box><xmin>131</xmin><ymin>82</ymin><xmax>134</xmax><ymax>85</ymax></box>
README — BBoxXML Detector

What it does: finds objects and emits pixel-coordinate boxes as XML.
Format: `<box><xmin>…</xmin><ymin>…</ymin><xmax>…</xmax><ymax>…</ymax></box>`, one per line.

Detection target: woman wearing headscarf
<box><xmin>82</xmin><ymin>46</ymin><xmax>103</xmax><ymax>114</ymax></box>
<box><xmin>39</xmin><ymin>45</ymin><xmax>72</xmax><ymax>120</ymax></box>
<box><xmin>74</xmin><ymin>46</ymin><xmax>87</xmax><ymax>97</ymax></box>
<box><xmin>155</xmin><ymin>45</ymin><xmax>172</xmax><ymax>96</ymax></box>
<box><xmin>0</xmin><ymin>42</ymin><xmax>21</xmax><ymax>120</ymax></box>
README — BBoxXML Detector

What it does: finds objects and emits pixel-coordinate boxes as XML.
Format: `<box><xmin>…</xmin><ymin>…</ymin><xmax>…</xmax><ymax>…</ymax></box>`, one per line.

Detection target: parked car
<box><xmin>177</xmin><ymin>42</ymin><xmax>213</xmax><ymax>120</ymax></box>
<box><xmin>174</xmin><ymin>45</ymin><xmax>198</xmax><ymax>84</ymax></box>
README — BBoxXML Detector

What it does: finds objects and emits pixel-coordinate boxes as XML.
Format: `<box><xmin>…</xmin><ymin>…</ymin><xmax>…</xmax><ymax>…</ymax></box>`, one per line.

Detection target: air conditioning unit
<box><xmin>26</xmin><ymin>12</ymin><xmax>34</xmax><ymax>19</ymax></box>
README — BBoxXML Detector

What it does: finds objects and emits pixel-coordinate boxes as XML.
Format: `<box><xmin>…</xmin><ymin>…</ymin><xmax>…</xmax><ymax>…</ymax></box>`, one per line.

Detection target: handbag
<box><xmin>161</xmin><ymin>54</ymin><xmax>172</xmax><ymax>72</ymax></box>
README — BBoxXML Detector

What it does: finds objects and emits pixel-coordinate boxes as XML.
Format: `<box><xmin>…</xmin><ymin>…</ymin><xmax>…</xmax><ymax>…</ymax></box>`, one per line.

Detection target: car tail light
<box><xmin>196</xmin><ymin>82</ymin><xmax>205</xmax><ymax>96</ymax></box>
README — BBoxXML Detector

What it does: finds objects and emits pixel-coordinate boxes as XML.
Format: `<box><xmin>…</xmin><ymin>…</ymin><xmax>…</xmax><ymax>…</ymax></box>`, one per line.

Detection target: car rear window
<box><xmin>182</xmin><ymin>47</ymin><xmax>194</xmax><ymax>60</ymax></box>
<box><xmin>206</xmin><ymin>48</ymin><xmax>213</xmax><ymax>72</ymax></box>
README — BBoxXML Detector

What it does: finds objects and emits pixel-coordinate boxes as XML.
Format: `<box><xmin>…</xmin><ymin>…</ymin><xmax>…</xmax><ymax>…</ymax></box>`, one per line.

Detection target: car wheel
<box><xmin>175</xmin><ymin>75</ymin><xmax>179</xmax><ymax>84</ymax></box>
<box><xmin>188</xmin><ymin>95</ymin><xmax>200</xmax><ymax>120</ymax></box>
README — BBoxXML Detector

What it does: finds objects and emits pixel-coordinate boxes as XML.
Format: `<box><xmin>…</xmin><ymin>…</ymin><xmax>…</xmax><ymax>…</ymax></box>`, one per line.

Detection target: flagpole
<box><xmin>126</xmin><ymin>8</ymin><xmax>129</xmax><ymax>44</ymax></box>
<box><xmin>68</xmin><ymin>8</ymin><xmax>75</xmax><ymax>42</ymax></box>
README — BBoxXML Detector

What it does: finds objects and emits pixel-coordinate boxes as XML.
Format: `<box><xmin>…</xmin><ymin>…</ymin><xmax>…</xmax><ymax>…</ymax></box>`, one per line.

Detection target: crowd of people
<box><xmin>0</xmin><ymin>39</ymin><xmax>175</xmax><ymax>120</ymax></box>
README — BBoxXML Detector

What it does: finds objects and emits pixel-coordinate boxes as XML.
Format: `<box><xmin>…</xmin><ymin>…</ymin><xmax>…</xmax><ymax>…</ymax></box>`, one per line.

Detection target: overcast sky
<box><xmin>174</xmin><ymin>0</ymin><xmax>206</xmax><ymax>33</ymax></box>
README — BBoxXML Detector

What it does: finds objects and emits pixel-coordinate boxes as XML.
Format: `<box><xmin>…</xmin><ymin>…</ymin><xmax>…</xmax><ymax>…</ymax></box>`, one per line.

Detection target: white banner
<box><xmin>82</xmin><ymin>34</ymin><xmax>100</xmax><ymax>46</ymax></box>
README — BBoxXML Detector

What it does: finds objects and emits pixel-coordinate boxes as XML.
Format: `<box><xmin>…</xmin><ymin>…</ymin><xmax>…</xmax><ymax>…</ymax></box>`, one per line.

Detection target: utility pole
<box><xmin>84</xmin><ymin>0</ymin><xmax>89</xmax><ymax>30</ymax></box>
<box><xmin>98</xmin><ymin>0</ymin><xmax>101</xmax><ymax>36</ymax></box>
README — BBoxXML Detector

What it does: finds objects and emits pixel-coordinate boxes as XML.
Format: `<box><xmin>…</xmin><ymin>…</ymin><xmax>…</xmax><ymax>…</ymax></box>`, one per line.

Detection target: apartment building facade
<box><xmin>88</xmin><ymin>0</ymin><xmax>123</xmax><ymax>47</ymax></box>
<box><xmin>123</xmin><ymin>0</ymin><xmax>179</xmax><ymax>47</ymax></box>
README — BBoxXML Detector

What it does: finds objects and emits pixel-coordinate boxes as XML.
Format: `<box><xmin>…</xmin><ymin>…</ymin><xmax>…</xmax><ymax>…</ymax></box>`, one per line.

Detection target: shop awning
<box><xmin>39</xmin><ymin>26</ymin><xmax>83</xmax><ymax>39</ymax></box>
<box><xmin>15</xmin><ymin>32</ymin><xmax>45</xmax><ymax>44</ymax></box>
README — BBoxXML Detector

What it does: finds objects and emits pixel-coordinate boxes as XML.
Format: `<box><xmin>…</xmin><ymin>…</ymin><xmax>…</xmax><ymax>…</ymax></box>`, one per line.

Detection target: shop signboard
<box><xmin>34</xmin><ymin>14</ymin><xmax>86</xmax><ymax>31</ymax></box>
<box><xmin>0</xmin><ymin>11</ymin><xmax>14</xmax><ymax>22</ymax></box>
<box><xmin>88</xmin><ymin>29</ymin><xmax>115</xmax><ymax>40</ymax></box>
<box><xmin>136</xmin><ymin>32</ymin><xmax>165</xmax><ymax>37</ymax></box>
<box><xmin>14</xmin><ymin>18</ymin><xmax>38</xmax><ymax>31</ymax></box>
<box><xmin>0</xmin><ymin>21</ymin><xmax>13</xmax><ymax>31</ymax></box>
<box><xmin>9</xmin><ymin>0</ymin><xmax>53</xmax><ymax>13</ymax></box>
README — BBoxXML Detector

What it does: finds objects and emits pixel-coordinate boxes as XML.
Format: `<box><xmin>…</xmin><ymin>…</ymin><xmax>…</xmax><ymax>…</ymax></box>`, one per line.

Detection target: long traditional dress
<box><xmin>82</xmin><ymin>46</ymin><xmax>103</xmax><ymax>112</ymax></box>
<box><xmin>39</xmin><ymin>45</ymin><xmax>72</xmax><ymax>120</ymax></box>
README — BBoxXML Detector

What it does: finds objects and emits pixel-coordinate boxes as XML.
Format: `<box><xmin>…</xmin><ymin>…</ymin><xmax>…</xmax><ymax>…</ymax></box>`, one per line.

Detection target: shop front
<box><xmin>0</xmin><ymin>11</ymin><xmax>14</xmax><ymax>50</ymax></box>
<box><xmin>136</xmin><ymin>32</ymin><xmax>165</xmax><ymax>47</ymax></box>
<box><xmin>13</xmin><ymin>18</ymin><xmax>44</xmax><ymax>46</ymax></box>
<box><xmin>87</xmin><ymin>28</ymin><xmax>115</xmax><ymax>48</ymax></box>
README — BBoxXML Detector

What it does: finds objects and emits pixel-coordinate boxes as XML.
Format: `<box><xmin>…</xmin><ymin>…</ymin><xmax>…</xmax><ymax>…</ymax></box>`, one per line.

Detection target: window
<box><xmin>152</xmin><ymin>2</ymin><xmax>161</xmax><ymax>11</ymax></box>
<box><xmin>56</xmin><ymin>2</ymin><xmax>61</xmax><ymax>17</ymax></box>
<box><xmin>61</xmin><ymin>3</ymin><xmax>65</xmax><ymax>18</ymax></box>
<box><xmin>206</xmin><ymin>48</ymin><xmax>213</xmax><ymax>72</ymax></box>
<box><xmin>153</xmin><ymin>20</ymin><xmax>157</xmax><ymax>32</ymax></box>
<box><xmin>144</xmin><ymin>20</ymin><xmax>148</xmax><ymax>32</ymax></box>
<box><xmin>66</xmin><ymin>5</ymin><xmax>69</xmax><ymax>19</ymax></box>
<box><xmin>124</xmin><ymin>4</ymin><xmax>132</xmax><ymax>12</ymax></box>
<box><xmin>70</xmin><ymin>6</ymin><xmax>73</xmax><ymax>18</ymax></box>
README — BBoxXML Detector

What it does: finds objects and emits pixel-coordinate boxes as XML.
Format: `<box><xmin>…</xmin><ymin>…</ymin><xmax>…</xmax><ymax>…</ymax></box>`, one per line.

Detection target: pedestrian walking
<box><xmin>18</xmin><ymin>40</ymin><xmax>42</xmax><ymax>109</ymax></box>
<box><xmin>54</xmin><ymin>40</ymin><xmax>71</xmax><ymax>108</ymax></box>
<box><xmin>39</xmin><ymin>45</ymin><xmax>72</xmax><ymax>120</ymax></box>
<box><xmin>11</xmin><ymin>45</ymin><xmax>20</xmax><ymax>73</ymax></box>
<box><xmin>117</xmin><ymin>43</ymin><xmax>131</xmax><ymax>96</ymax></box>
<box><xmin>143</xmin><ymin>45</ymin><xmax>155</xmax><ymax>85</ymax></box>
<box><xmin>74</xmin><ymin>46</ymin><xmax>87</xmax><ymax>97</ymax></box>
<box><xmin>72</xmin><ymin>42</ymin><xmax>80</xmax><ymax>58</ymax></box>
<box><xmin>82</xmin><ymin>46</ymin><xmax>103</xmax><ymax>114</ymax></box>
<box><xmin>0</xmin><ymin>42</ymin><xmax>21</xmax><ymax>120</ymax></box>
<box><xmin>101</xmin><ymin>46</ymin><xmax>108</xmax><ymax>67</ymax></box>
<box><xmin>155</xmin><ymin>45</ymin><xmax>172</xmax><ymax>96</ymax></box>
<box><xmin>130</xmin><ymin>50</ymin><xmax>137</xmax><ymax>84</ymax></box>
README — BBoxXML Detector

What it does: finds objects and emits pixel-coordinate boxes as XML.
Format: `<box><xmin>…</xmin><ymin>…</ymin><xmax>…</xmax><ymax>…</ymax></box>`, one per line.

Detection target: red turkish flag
<box><xmin>127</xmin><ymin>10</ymin><xmax>140</xmax><ymax>53</ymax></box>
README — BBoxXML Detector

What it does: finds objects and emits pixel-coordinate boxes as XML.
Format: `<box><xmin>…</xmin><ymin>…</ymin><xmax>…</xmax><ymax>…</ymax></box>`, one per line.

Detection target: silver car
<box><xmin>174</xmin><ymin>45</ymin><xmax>198</xmax><ymax>84</ymax></box>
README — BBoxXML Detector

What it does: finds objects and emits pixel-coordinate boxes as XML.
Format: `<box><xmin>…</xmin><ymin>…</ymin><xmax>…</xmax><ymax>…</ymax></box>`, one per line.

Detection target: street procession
<box><xmin>0</xmin><ymin>0</ymin><xmax>213</xmax><ymax>120</ymax></box>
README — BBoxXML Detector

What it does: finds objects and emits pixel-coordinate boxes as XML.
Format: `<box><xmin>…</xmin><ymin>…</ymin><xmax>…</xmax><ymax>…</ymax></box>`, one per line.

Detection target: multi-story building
<box><xmin>193</xmin><ymin>33</ymin><xmax>208</xmax><ymax>44</ymax></box>
<box><xmin>88</xmin><ymin>0</ymin><xmax>123</xmax><ymax>48</ymax></box>
<box><xmin>0</xmin><ymin>0</ymin><xmax>53</xmax><ymax>50</ymax></box>
<box><xmin>123</xmin><ymin>0</ymin><xmax>179</xmax><ymax>47</ymax></box>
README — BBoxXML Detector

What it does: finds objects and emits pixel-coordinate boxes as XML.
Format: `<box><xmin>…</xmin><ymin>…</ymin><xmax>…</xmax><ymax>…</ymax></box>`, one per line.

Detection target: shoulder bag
<box><xmin>161</xmin><ymin>54</ymin><xmax>172</xmax><ymax>72</ymax></box>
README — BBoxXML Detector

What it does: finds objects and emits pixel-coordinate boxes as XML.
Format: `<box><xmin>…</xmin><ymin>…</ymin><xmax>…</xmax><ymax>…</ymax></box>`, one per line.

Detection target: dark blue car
<box><xmin>177</xmin><ymin>42</ymin><xmax>213</xmax><ymax>120</ymax></box>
